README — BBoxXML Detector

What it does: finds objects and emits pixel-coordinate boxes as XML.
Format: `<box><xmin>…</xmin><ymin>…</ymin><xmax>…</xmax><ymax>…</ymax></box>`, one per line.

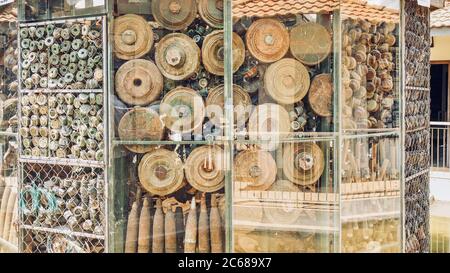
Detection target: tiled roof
<box><xmin>0</xmin><ymin>3</ymin><xmax>17</xmax><ymax>23</ymax></box>
<box><xmin>232</xmin><ymin>0</ymin><xmax>339</xmax><ymax>19</ymax></box>
<box><xmin>341</xmin><ymin>0</ymin><xmax>400</xmax><ymax>23</ymax></box>
<box><xmin>431</xmin><ymin>6</ymin><xmax>450</xmax><ymax>28</ymax></box>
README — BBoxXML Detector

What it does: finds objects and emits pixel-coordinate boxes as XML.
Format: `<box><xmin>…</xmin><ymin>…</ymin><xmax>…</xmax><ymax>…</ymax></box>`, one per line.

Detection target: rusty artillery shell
<box><xmin>124</xmin><ymin>201</ymin><xmax>139</xmax><ymax>253</ymax></box>
<box><xmin>164</xmin><ymin>206</ymin><xmax>177</xmax><ymax>253</ymax></box>
<box><xmin>152</xmin><ymin>199</ymin><xmax>165</xmax><ymax>253</ymax></box>
<box><xmin>198</xmin><ymin>196</ymin><xmax>210</xmax><ymax>253</ymax></box>
<box><xmin>175</xmin><ymin>206</ymin><xmax>185</xmax><ymax>253</ymax></box>
<box><xmin>184</xmin><ymin>197</ymin><xmax>198</xmax><ymax>253</ymax></box>
<box><xmin>137</xmin><ymin>197</ymin><xmax>152</xmax><ymax>253</ymax></box>
<box><xmin>210</xmin><ymin>194</ymin><xmax>223</xmax><ymax>253</ymax></box>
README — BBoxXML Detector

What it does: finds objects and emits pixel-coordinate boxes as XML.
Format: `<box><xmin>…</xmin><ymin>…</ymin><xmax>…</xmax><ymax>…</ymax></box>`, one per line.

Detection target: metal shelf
<box><xmin>20</xmin><ymin>225</ymin><xmax>105</xmax><ymax>240</ymax></box>
<box><xmin>20</xmin><ymin>89</ymin><xmax>104</xmax><ymax>94</ymax></box>
<box><xmin>19</xmin><ymin>156</ymin><xmax>104</xmax><ymax>168</ymax></box>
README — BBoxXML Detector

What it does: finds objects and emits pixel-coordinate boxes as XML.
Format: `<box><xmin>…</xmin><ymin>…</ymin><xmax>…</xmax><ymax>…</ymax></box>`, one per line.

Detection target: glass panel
<box><xmin>112</xmin><ymin>143</ymin><xmax>228</xmax><ymax>253</ymax></box>
<box><xmin>232</xmin><ymin>140</ymin><xmax>337</xmax><ymax>252</ymax></box>
<box><xmin>231</xmin><ymin>1</ymin><xmax>339</xmax><ymax>253</ymax></box>
<box><xmin>341</xmin><ymin>0</ymin><xmax>401</xmax><ymax>135</ymax></box>
<box><xmin>111</xmin><ymin>1</ymin><xmax>228</xmax><ymax>253</ymax></box>
<box><xmin>341</xmin><ymin>135</ymin><xmax>401</xmax><ymax>252</ymax></box>
<box><xmin>20</xmin><ymin>0</ymin><xmax>106</xmax><ymax>21</ymax></box>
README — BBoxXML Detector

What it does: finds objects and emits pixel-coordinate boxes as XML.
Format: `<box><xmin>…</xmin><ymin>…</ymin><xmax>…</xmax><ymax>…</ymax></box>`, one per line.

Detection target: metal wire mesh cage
<box><xmin>20</xmin><ymin>228</ymin><xmax>104</xmax><ymax>253</ymax></box>
<box><xmin>19</xmin><ymin>162</ymin><xmax>105</xmax><ymax>236</ymax></box>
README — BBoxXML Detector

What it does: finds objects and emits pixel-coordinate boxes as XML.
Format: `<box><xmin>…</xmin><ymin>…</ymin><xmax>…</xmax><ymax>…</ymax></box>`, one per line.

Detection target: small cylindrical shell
<box><xmin>165</xmin><ymin>206</ymin><xmax>177</xmax><ymax>253</ymax></box>
<box><xmin>152</xmin><ymin>199</ymin><xmax>165</xmax><ymax>253</ymax></box>
<box><xmin>210</xmin><ymin>194</ymin><xmax>223</xmax><ymax>253</ymax></box>
<box><xmin>184</xmin><ymin>197</ymin><xmax>198</xmax><ymax>253</ymax></box>
<box><xmin>125</xmin><ymin>201</ymin><xmax>139</xmax><ymax>253</ymax></box>
<box><xmin>198</xmin><ymin>196</ymin><xmax>210</xmax><ymax>253</ymax></box>
<box><xmin>138</xmin><ymin>197</ymin><xmax>152</xmax><ymax>253</ymax></box>
<box><xmin>39</xmin><ymin>115</ymin><xmax>48</xmax><ymax>126</ymax></box>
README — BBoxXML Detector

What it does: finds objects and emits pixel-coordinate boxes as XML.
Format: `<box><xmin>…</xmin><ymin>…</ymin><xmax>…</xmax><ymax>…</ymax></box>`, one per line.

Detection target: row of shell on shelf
<box><xmin>19</xmin><ymin>92</ymin><xmax>104</xmax><ymax>161</ymax></box>
<box><xmin>19</xmin><ymin>19</ymin><xmax>103</xmax><ymax>90</ymax></box>
<box><xmin>342</xmin><ymin>219</ymin><xmax>400</xmax><ymax>253</ymax></box>
<box><xmin>19</xmin><ymin>168</ymin><xmax>105</xmax><ymax>235</ymax></box>
<box><xmin>341</xmin><ymin>18</ymin><xmax>399</xmax><ymax>131</ymax></box>
<box><xmin>342</xmin><ymin>137</ymin><xmax>400</xmax><ymax>183</ymax></box>
<box><xmin>134</xmin><ymin>142</ymin><xmax>326</xmax><ymax>199</ymax></box>
<box><xmin>0</xmin><ymin>21</ymin><xmax>19</xmax><ymax>132</ymax></box>
<box><xmin>124</xmin><ymin>194</ymin><xmax>225</xmax><ymax>253</ymax></box>
<box><xmin>113</xmin><ymin>13</ymin><xmax>334</xmax><ymax>142</ymax></box>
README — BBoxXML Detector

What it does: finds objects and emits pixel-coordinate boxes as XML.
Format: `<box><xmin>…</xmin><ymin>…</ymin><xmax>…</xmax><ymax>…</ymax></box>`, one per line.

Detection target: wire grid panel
<box><xmin>18</xmin><ymin>162</ymin><xmax>105</xmax><ymax>238</ymax></box>
<box><xmin>20</xmin><ymin>228</ymin><xmax>104</xmax><ymax>253</ymax></box>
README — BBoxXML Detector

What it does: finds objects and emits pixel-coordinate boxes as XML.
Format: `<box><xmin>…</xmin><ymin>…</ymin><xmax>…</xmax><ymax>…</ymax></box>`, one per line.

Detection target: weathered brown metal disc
<box><xmin>263</xmin><ymin>180</ymin><xmax>302</xmax><ymax>225</ymax></box>
<box><xmin>151</xmin><ymin>0</ymin><xmax>197</xmax><ymax>31</ymax></box>
<box><xmin>155</xmin><ymin>33</ymin><xmax>201</xmax><ymax>81</ymax></box>
<box><xmin>248</xmin><ymin>103</ymin><xmax>291</xmax><ymax>150</ymax></box>
<box><xmin>308</xmin><ymin>73</ymin><xmax>333</xmax><ymax>117</ymax></box>
<box><xmin>115</xmin><ymin>59</ymin><xmax>163</xmax><ymax>106</ymax></box>
<box><xmin>246</xmin><ymin>18</ymin><xmax>290</xmax><ymax>63</ymax></box>
<box><xmin>198</xmin><ymin>0</ymin><xmax>223</xmax><ymax>28</ymax></box>
<box><xmin>202</xmin><ymin>30</ymin><xmax>245</xmax><ymax>76</ymax></box>
<box><xmin>138</xmin><ymin>148</ymin><xmax>185</xmax><ymax>196</ymax></box>
<box><xmin>290</xmin><ymin>22</ymin><xmax>332</xmax><ymax>66</ymax></box>
<box><xmin>264</xmin><ymin>58</ymin><xmax>310</xmax><ymax>104</ymax></box>
<box><xmin>184</xmin><ymin>145</ymin><xmax>225</xmax><ymax>192</ymax></box>
<box><xmin>114</xmin><ymin>14</ymin><xmax>154</xmax><ymax>60</ymax></box>
<box><xmin>160</xmin><ymin>86</ymin><xmax>205</xmax><ymax>134</ymax></box>
<box><xmin>282</xmin><ymin>142</ymin><xmax>324</xmax><ymax>186</ymax></box>
<box><xmin>118</xmin><ymin>107</ymin><xmax>164</xmax><ymax>154</ymax></box>
<box><xmin>233</xmin><ymin>149</ymin><xmax>277</xmax><ymax>191</ymax></box>
<box><xmin>206</xmin><ymin>84</ymin><xmax>251</xmax><ymax>126</ymax></box>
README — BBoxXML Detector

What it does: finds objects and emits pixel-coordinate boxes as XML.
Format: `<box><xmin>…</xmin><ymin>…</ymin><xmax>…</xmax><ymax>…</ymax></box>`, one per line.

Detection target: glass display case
<box><xmin>12</xmin><ymin>0</ymin><xmax>409</xmax><ymax>253</ymax></box>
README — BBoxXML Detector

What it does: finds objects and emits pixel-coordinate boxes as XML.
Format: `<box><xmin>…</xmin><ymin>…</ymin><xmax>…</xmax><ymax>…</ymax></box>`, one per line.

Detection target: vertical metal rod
<box><xmin>438</xmin><ymin>129</ymin><xmax>440</xmax><ymax>168</ymax></box>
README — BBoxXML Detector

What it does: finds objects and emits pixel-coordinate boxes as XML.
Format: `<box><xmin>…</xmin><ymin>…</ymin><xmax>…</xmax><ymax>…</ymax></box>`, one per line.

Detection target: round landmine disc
<box><xmin>118</xmin><ymin>107</ymin><xmax>164</xmax><ymax>154</ymax></box>
<box><xmin>290</xmin><ymin>22</ymin><xmax>332</xmax><ymax>66</ymax></box>
<box><xmin>155</xmin><ymin>33</ymin><xmax>201</xmax><ymax>81</ymax></box>
<box><xmin>198</xmin><ymin>0</ymin><xmax>224</xmax><ymax>29</ymax></box>
<box><xmin>248</xmin><ymin>103</ymin><xmax>291</xmax><ymax>147</ymax></box>
<box><xmin>308</xmin><ymin>73</ymin><xmax>333</xmax><ymax>117</ymax></box>
<box><xmin>263</xmin><ymin>180</ymin><xmax>302</xmax><ymax>225</ymax></box>
<box><xmin>264</xmin><ymin>58</ymin><xmax>310</xmax><ymax>104</ymax></box>
<box><xmin>151</xmin><ymin>0</ymin><xmax>197</xmax><ymax>31</ymax></box>
<box><xmin>115</xmin><ymin>59</ymin><xmax>163</xmax><ymax>106</ymax></box>
<box><xmin>234</xmin><ymin>149</ymin><xmax>277</xmax><ymax>191</ymax></box>
<box><xmin>138</xmin><ymin>148</ymin><xmax>185</xmax><ymax>196</ymax></box>
<box><xmin>185</xmin><ymin>145</ymin><xmax>225</xmax><ymax>192</ymax></box>
<box><xmin>202</xmin><ymin>30</ymin><xmax>245</xmax><ymax>76</ymax></box>
<box><xmin>160</xmin><ymin>86</ymin><xmax>205</xmax><ymax>134</ymax></box>
<box><xmin>114</xmin><ymin>14</ymin><xmax>154</xmax><ymax>60</ymax></box>
<box><xmin>246</xmin><ymin>18</ymin><xmax>290</xmax><ymax>63</ymax></box>
<box><xmin>206</xmin><ymin>84</ymin><xmax>251</xmax><ymax>127</ymax></box>
<box><xmin>282</xmin><ymin>142</ymin><xmax>325</xmax><ymax>186</ymax></box>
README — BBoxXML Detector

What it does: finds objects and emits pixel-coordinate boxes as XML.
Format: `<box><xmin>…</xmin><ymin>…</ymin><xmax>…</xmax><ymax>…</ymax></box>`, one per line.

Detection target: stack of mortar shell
<box><xmin>20</xmin><ymin>171</ymin><xmax>104</xmax><ymax>235</ymax></box>
<box><xmin>19</xmin><ymin>93</ymin><xmax>49</xmax><ymax>157</ymax></box>
<box><xmin>342</xmin><ymin>219</ymin><xmax>400</xmax><ymax>253</ymax></box>
<box><xmin>341</xmin><ymin>18</ymin><xmax>397</xmax><ymax>130</ymax></box>
<box><xmin>19</xmin><ymin>20</ymin><xmax>103</xmax><ymax>90</ymax></box>
<box><xmin>124</xmin><ymin>194</ymin><xmax>225</xmax><ymax>253</ymax></box>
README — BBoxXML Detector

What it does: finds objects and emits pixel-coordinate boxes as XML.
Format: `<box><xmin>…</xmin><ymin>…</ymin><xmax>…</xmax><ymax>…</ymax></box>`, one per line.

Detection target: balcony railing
<box><xmin>431</xmin><ymin>122</ymin><xmax>450</xmax><ymax>171</ymax></box>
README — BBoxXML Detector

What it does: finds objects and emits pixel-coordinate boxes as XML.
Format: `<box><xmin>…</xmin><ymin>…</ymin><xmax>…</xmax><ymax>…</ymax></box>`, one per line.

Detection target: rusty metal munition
<box><xmin>198</xmin><ymin>195</ymin><xmax>210</xmax><ymax>253</ymax></box>
<box><xmin>210</xmin><ymin>194</ymin><xmax>223</xmax><ymax>253</ymax></box>
<box><xmin>115</xmin><ymin>59</ymin><xmax>163</xmax><ymax>106</ymax></box>
<box><xmin>184</xmin><ymin>197</ymin><xmax>197</xmax><ymax>253</ymax></box>
<box><xmin>175</xmin><ymin>206</ymin><xmax>185</xmax><ymax>253</ymax></box>
<box><xmin>308</xmin><ymin>74</ymin><xmax>333</xmax><ymax>117</ymax></box>
<box><xmin>234</xmin><ymin>148</ymin><xmax>277</xmax><ymax>191</ymax></box>
<box><xmin>152</xmin><ymin>0</ymin><xmax>197</xmax><ymax>31</ymax></box>
<box><xmin>152</xmin><ymin>199</ymin><xmax>165</xmax><ymax>253</ymax></box>
<box><xmin>246</xmin><ymin>18</ymin><xmax>289</xmax><ymax>63</ymax></box>
<box><xmin>290</xmin><ymin>22</ymin><xmax>332</xmax><ymax>66</ymax></box>
<box><xmin>124</xmin><ymin>201</ymin><xmax>139</xmax><ymax>253</ymax></box>
<box><xmin>198</xmin><ymin>0</ymin><xmax>223</xmax><ymax>29</ymax></box>
<box><xmin>137</xmin><ymin>197</ymin><xmax>152</xmax><ymax>253</ymax></box>
<box><xmin>114</xmin><ymin>14</ymin><xmax>154</xmax><ymax>60</ymax></box>
<box><xmin>164</xmin><ymin>205</ymin><xmax>177</xmax><ymax>253</ymax></box>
